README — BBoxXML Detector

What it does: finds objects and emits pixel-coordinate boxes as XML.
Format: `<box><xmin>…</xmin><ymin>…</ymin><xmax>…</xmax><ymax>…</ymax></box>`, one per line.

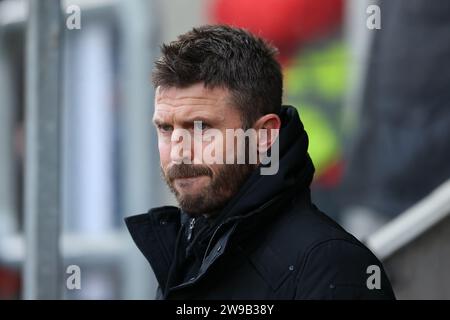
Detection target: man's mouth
<box><xmin>174</xmin><ymin>175</ymin><xmax>208</xmax><ymax>181</ymax></box>
<box><xmin>173</xmin><ymin>175</ymin><xmax>210</xmax><ymax>188</ymax></box>
<box><xmin>175</xmin><ymin>176</ymin><xmax>200</xmax><ymax>181</ymax></box>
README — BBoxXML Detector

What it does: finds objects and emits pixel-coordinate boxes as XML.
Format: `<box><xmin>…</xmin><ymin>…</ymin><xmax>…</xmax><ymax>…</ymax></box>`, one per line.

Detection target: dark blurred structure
<box><xmin>340</xmin><ymin>0</ymin><xmax>450</xmax><ymax>225</ymax></box>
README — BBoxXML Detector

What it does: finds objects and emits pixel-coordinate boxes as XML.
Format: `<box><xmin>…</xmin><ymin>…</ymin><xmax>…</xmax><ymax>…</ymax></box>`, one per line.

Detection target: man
<box><xmin>125</xmin><ymin>25</ymin><xmax>395</xmax><ymax>300</ymax></box>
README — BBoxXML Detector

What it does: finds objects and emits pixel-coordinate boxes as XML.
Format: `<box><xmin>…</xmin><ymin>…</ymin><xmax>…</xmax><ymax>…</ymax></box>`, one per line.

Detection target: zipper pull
<box><xmin>187</xmin><ymin>218</ymin><xmax>196</xmax><ymax>242</ymax></box>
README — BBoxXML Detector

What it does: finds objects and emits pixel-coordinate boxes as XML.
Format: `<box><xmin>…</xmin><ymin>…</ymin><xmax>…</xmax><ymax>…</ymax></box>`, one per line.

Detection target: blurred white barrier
<box><xmin>366</xmin><ymin>179</ymin><xmax>450</xmax><ymax>299</ymax></box>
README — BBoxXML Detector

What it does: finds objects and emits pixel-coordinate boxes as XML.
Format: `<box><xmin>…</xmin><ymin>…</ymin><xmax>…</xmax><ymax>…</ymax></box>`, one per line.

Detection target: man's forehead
<box><xmin>153</xmin><ymin>85</ymin><xmax>235</xmax><ymax>123</ymax></box>
<box><xmin>155</xmin><ymin>84</ymin><xmax>230</xmax><ymax>107</ymax></box>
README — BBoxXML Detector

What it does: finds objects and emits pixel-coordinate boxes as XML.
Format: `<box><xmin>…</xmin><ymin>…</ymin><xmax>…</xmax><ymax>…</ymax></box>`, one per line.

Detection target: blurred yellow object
<box><xmin>284</xmin><ymin>42</ymin><xmax>347</xmax><ymax>176</ymax></box>
<box><xmin>295</xmin><ymin>104</ymin><xmax>339</xmax><ymax>176</ymax></box>
<box><xmin>285</xmin><ymin>42</ymin><xmax>348</xmax><ymax>100</ymax></box>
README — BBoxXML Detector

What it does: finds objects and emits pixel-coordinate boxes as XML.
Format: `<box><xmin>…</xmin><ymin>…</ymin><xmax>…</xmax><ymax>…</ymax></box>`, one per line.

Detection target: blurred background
<box><xmin>0</xmin><ymin>0</ymin><xmax>449</xmax><ymax>300</ymax></box>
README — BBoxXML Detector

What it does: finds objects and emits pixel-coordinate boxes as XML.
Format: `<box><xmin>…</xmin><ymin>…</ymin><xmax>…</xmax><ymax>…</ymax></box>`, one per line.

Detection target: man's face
<box><xmin>153</xmin><ymin>83</ymin><xmax>257</xmax><ymax>216</ymax></box>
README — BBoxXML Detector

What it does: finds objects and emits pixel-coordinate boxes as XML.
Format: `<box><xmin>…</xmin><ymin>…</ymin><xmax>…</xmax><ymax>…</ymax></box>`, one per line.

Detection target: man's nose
<box><xmin>170</xmin><ymin>129</ymin><xmax>194</xmax><ymax>164</ymax></box>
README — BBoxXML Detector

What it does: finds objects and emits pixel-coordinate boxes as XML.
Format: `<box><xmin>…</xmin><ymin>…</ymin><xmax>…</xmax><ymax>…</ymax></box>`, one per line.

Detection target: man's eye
<box><xmin>158</xmin><ymin>124</ymin><xmax>173</xmax><ymax>133</ymax></box>
<box><xmin>194</xmin><ymin>121</ymin><xmax>210</xmax><ymax>131</ymax></box>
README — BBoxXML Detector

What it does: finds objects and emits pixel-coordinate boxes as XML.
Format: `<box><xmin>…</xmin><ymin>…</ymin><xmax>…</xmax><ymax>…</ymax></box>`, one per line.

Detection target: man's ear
<box><xmin>253</xmin><ymin>114</ymin><xmax>281</xmax><ymax>153</ymax></box>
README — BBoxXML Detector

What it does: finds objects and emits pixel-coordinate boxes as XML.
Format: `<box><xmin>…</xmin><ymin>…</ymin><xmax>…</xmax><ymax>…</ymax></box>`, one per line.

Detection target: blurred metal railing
<box><xmin>24</xmin><ymin>0</ymin><xmax>63</xmax><ymax>300</ymax></box>
<box><xmin>116</xmin><ymin>0</ymin><xmax>163</xmax><ymax>299</ymax></box>
<box><xmin>0</xmin><ymin>2</ymin><xmax>19</xmax><ymax>238</ymax></box>
<box><xmin>366</xmin><ymin>179</ymin><xmax>450</xmax><ymax>299</ymax></box>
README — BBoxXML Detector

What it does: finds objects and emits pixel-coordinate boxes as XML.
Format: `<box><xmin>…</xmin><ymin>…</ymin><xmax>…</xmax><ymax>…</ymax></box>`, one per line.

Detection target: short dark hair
<box><xmin>152</xmin><ymin>25</ymin><xmax>283</xmax><ymax>128</ymax></box>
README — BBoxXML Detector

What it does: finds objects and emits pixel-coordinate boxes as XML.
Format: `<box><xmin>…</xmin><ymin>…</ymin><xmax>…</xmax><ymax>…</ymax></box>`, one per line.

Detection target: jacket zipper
<box><xmin>187</xmin><ymin>217</ymin><xmax>196</xmax><ymax>242</ymax></box>
<box><xmin>201</xmin><ymin>191</ymin><xmax>287</xmax><ymax>265</ymax></box>
<box><xmin>168</xmin><ymin>192</ymin><xmax>287</xmax><ymax>294</ymax></box>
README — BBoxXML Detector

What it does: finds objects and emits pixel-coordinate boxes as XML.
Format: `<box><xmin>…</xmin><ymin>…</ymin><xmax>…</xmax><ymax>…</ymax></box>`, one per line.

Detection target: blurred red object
<box><xmin>0</xmin><ymin>267</ymin><xmax>21</xmax><ymax>300</ymax></box>
<box><xmin>209</xmin><ymin>0</ymin><xmax>344</xmax><ymax>62</ymax></box>
<box><xmin>315</xmin><ymin>159</ymin><xmax>344</xmax><ymax>188</ymax></box>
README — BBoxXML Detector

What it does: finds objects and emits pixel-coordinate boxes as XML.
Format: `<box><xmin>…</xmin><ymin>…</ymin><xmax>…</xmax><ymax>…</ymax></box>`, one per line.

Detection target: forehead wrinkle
<box><xmin>156</xmin><ymin>96</ymin><xmax>223</xmax><ymax>108</ymax></box>
<box><xmin>154</xmin><ymin>102</ymin><xmax>226</xmax><ymax>124</ymax></box>
<box><xmin>155</xmin><ymin>95</ymin><xmax>228</xmax><ymax>120</ymax></box>
<box><xmin>173</xmin><ymin>107</ymin><xmax>226</xmax><ymax>124</ymax></box>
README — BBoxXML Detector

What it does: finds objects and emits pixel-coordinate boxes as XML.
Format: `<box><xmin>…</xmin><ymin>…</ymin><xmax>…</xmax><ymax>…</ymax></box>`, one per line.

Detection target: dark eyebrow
<box><xmin>153</xmin><ymin>116</ymin><xmax>213</xmax><ymax>128</ymax></box>
<box><xmin>180</xmin><ymin>117</ymin><xmax>212</xmax><ymax>126</ymax></box>
<box><xmin>153</xmin><ymin>118</ymin><xmax>168</xmax><ymax>126</ymax></box>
